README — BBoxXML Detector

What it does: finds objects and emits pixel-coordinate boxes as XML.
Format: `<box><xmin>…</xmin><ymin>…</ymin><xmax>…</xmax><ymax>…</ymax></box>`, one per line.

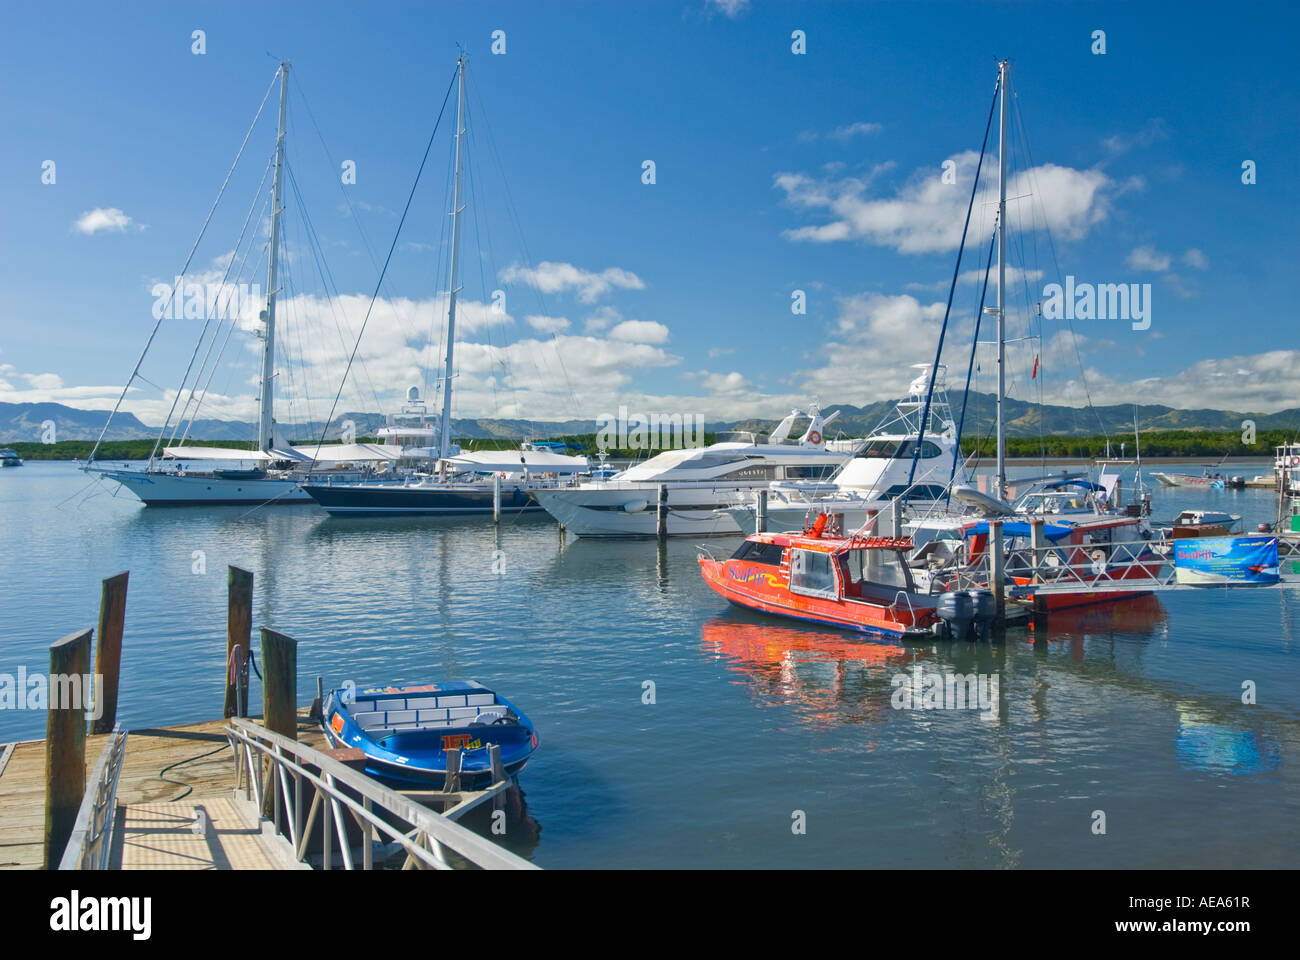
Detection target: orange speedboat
<box><xmin>698</xmin><ymin>514</ymin><xmax>943</xmax><ymax>638</ymax></box>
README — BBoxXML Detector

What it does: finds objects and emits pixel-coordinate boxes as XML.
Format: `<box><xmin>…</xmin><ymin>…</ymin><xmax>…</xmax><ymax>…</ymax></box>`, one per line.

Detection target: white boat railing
<box><xmin>58</xmin><ymin>725</ymin><xmax>128</xmax><ymax>870</ymax></box>
<box><xmin>223</xmin><ymin>717</ymin><xmax>537</xmax><ymax>871</ymax></box>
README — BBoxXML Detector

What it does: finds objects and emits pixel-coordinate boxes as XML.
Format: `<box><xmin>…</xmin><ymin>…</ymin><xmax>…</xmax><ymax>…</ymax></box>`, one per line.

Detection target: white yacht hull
<box><xmin>94</xmin><ymin>468</ymin><xmax>312</xmax><ymax>505</ymax></box>
<box><xmin>533</xmin><ymin>485</ymin><xmax>757</xmax><ymax>537</ymax></box>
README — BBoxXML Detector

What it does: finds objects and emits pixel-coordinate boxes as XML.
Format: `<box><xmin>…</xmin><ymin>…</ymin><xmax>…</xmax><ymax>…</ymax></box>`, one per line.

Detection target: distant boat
<box><xmin>321</xmin><ymin>681</ymin><xmax>538</xmax><ymax>788</ymax></box>
<box><xmin>532</xmin><ymin>404</ymin><xmax>854</xmax><ymax>537</ymax></box>
<box><xmin>0</xmin><ymin>448</ymin><xmax>22</xmax><ymax>468</ymax></box>
<box><xmin>1151</xmin><ymin>470</ymin><xmax>1227</xmax><ymax>489</ymax></box>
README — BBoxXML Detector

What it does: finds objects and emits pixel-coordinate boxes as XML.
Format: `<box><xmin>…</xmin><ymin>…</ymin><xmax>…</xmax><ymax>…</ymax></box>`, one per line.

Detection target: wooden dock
<box><xmin>0</xmin><ymin>712</ymin><xmax>325</xmax><ymax>871</ymax></box>
<box><xmin>5</xmin><ymin>567</ymin><xmax>536</xmax><ymax>871</ymax></box>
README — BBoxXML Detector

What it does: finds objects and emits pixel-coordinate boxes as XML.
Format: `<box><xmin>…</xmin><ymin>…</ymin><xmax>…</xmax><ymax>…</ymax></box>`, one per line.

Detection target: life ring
<box><xmin>1290</xmin><ymin>456</ymin><xmax>1299</xmax><ymax>468</ymax></box>
<box><xmin>808</xmin><ymin>430</ymin><xmax>822</xmax><ymax>445</ymax></box>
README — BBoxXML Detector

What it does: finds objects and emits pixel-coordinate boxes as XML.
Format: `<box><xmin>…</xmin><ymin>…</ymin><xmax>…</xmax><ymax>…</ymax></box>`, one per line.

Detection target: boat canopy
<box><xmin>162</xmin><ymin>445</ymin><xmax>278</xmax><ymax>461</ymax></box>
<box><xmin>1044</xmin><ymin>478</ymin><xmax>1104</xmax><ymax>492</ymax></box>
<box><xmin>444</xmin><ymin>448</ymin><xmax>589</xmax><ymax>473</ymax></box>
<box><xmin>290</xmin><ymin>443</ymin><xmax>401</xmax><ymax>462</ymax></box>
<box><xmin>963</xmin><ymin>520</ymin><xmax>1075</xmax><ymax>540</ymax></box>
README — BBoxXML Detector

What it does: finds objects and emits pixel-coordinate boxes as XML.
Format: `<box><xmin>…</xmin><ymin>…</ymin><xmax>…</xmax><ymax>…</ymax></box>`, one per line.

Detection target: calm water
<box><xmin>2</xmin><ymin>460</ymin><xmax>1298</xmax><ymax>868</ymax></box>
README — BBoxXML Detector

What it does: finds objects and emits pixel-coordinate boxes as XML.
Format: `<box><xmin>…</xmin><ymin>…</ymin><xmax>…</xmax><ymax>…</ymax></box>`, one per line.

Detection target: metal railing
<box><xmin>931</xmin><ymin>535</ymin><xmax>1176</xmax><ymax>596</ymax></box>
<box><xmin>58</xmin><ymin>725</ymin><xmax>128</xmax><ymax>870</ymax></box>
<box><xmin>224</xmin><ymin>717</ymin><xmax>537</xmax><ymax>871</ymax></box>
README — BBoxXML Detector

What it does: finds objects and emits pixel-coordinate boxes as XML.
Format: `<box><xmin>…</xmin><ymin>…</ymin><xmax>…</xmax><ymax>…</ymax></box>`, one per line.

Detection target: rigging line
<box><xmin>307</xmin><ymin>66</ymin><xmax>458</xmax><ymax>472</ymax></box>
<box><xmin>466</xmin><ymin>64</ymin><xmax>581</xmax><ymax>419</ymax></box>
<box><xmin>289</xmin><ymin>73</ymin><xmax>399</xmax><ymax>430</ymax></box>
<box><xmin>426</xmin><ymin>125</ymin><xmax>456</xmax><ymax>411</ymax></box>
<box><xmin>94</xmin><ymin>66</ymin><xmax>280</xmax><ymax>467</ymax></box>
<box><xmin>170</xmin><ymin>149</ymin><xmax>277</xmax><ymax>448</ymax></box>
<box><xmin>905</xmin><ymin>71</ymin><xmax>1000</xmax><ymax>491</ymax></box>
<box><xmin>180</xmin><ymin>202</ymin><xmax>271</xmax><ymax>448</ymax></box>
<box><xmin>290</xmin><ymin>70</ymin><xmax>412</xmax><ymax>348</ymax></box>
<box><xmin>950</xmin><ymin>226</ymin><xmax>999</xmax><ymax>501</ymax></box>
<box><xmin>464</xmin><ymin>97</ymin><xmax>524</xmax><ymax>424</ymax></box>
<box><xmin>285</xmin><ymin>160</ymin><xmax>385</xmax><ymax>418</ymax></box>
<box><xmin>464</xmin><ymin>131</ymin><xmax>502</xmax><ymax>420</ymax></box>
<box><xmin>1013</xmin><ymin>90</ymin><xmax>1108</xmax><ymax>442</ymax></box>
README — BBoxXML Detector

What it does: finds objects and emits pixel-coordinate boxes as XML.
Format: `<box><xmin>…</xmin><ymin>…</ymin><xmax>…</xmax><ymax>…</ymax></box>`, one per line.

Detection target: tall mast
<box><xmin>438</xmin><ymin>55</ymin><xmax>468</xmax><ymax>462</ymax></box>
<box><xmin>258</xmin><ymin>61</ymin><xmax>289</xmax><ymax>454</ymax></box>
<box><xmin>994</xmin><ymin>58</ymin><xmax>1009</xmax><ymax>500</ymax></box>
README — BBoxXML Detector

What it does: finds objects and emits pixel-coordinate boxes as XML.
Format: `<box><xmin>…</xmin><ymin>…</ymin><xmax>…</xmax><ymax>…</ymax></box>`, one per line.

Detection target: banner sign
<box><xmin>1173</xmin><ymin>535</ymin><xmax>1280</xmax><ymax>585</ymax></box>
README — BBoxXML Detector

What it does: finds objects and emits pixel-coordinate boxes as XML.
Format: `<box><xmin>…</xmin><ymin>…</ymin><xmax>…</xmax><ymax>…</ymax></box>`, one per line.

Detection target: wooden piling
<box><xmin>44</xmin><ymin>628</ymin><xmax>91</xmax><ymax>869</ymax></box>
<box><xmin>1029</xmin><ymin>518</ymin><xmax>1046</xmax><ymax>586</ymax></box>
<box><xmin>756</xmin><ymin>489</ymin><xmax>768</xmax><ymax>534</ymax></box>
<box><xmin>656</xmin><ymin>483</ymin><xmax>668</xmax><ymax>540</ymax></box>
<box><xmin>989</xmin><ymin>519</ymin><xmax>1006</xmax><ymax>628</ymax></box>
<box><xmin>91</xmin><ymin>571</ymin><xmax>129</xmax><ymax>734</ymax></box>
<box><xmin>493</xmin><ymin>473</ymin><xmax>501</xmax><ymax>523</ymax></box>
<box><xmin>224</xmin><ymin>566</ymin><xmax>253</xmax><ymax>718</ymax></box>
<box><xmin>260</xmin><ymin>628</ymin><xmax>297</xmax><ymax>742</ymax></box>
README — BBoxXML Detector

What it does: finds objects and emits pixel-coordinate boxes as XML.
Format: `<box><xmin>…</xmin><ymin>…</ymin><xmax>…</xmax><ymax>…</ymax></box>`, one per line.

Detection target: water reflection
<box><xmin>1175</xmin><ymin>706</ymin><xmax>1281</xmax><ymax>776</ymax></box>
<box><xmin>701</xmin><ymin>614</ymin><xmax>912</xmax><ymax>727</ymax></box>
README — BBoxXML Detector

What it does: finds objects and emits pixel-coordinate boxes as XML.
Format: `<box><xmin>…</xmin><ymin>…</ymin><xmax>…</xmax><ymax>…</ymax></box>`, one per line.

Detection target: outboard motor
<box><xmin>966</xmin><ymin>589</ymin><xmax>997</xmax><ymax>642</ymax></box>
<box><xmin>936</xmin><ymin>590</ymin><xmax>975</xmax><ymax>642</ymax></box>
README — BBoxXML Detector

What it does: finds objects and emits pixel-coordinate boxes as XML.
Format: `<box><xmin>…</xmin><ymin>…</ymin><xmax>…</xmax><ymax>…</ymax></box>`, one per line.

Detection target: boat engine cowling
<box><xmin>966</xmin><ymin>589</ymin><xmax>997</xmax><ymax>642</ymax></box>
<box><xmin>936</xmin><ymin>590</ymin><xmax>975</xmax><ymax>642</ymax></box>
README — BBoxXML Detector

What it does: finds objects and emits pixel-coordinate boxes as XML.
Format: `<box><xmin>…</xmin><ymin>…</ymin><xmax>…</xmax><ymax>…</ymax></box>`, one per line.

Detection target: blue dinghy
<box><xmin>321</xmin><ymin>681</ymin><xmax>538</xmax><ymax>787</ymax></box>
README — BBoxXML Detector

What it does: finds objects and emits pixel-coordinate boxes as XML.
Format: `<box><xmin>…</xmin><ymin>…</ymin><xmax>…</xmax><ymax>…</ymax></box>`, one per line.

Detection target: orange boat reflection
<box><xmin>700</xmin><ymin>615</ymin><xmax>915</xmax><ymax>726</ymax></box>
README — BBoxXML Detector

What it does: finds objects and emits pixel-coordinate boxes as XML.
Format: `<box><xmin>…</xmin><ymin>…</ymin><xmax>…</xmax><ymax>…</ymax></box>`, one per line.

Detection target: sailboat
<box><xmin>703</xmin><ymin>60</ymin><xmax>1165</xmax><ymax>630</ymax></box>
<box><xmin>86</xmin><ymin>62</ymin><xmax>394</xmax><ymax>506</ymax></box>
<box><xmin>298</xmin><ymin>55</ymin><xmax>589</xmax><ymax>517</ymax></box>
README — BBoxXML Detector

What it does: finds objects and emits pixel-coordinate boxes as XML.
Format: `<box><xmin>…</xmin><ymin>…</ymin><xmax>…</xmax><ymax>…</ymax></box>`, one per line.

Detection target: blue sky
<box><xmin>2</xmin><ymin>0</ymin><xmax>1297</xmax><ymax>432</ymax></box>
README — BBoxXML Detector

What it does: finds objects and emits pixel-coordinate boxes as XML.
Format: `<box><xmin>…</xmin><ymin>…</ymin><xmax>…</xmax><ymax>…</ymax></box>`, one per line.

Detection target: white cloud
<box><xmin>1126</xmin><ymin>245</ymin><xmax>1172</xmax><ymax>272</ymax></box>
<box><xmin>707</xmin><ymin>0</ymin><xmax>750</xmax><ymax>17</ymax></box>
<box><xmin>1182</xmin><ymin>248</ymin><xmax>1209</xmax><ymax>270</ymax></box>
<box><xmin>500</xmin><ymin>261</ymin><xmax>645</xmax><ymax>303</ymax></box>
<box><xmin>798</xmin><ymin>121</ymin><xmax>882</xmax><ymax>143</ymax></box>
<box><xmin>1101</xmin><ymin>119</ymin><xmax>1170</xmax><ymax>155</ymax></box>
<box><xmin>525</xmin><ymin>315</ymin><xmax>570</xmax><ymax>333</ymax></box>
<box><xmin>608</xmin><ymin>320</ymin><xmax>670</xmax><ymax>343</ymax></box>
<box><xmin>777</xmin><ymin>152</ymin><xmax>1112</xmax><ymax>254</ymax></box>
<box><xmin>73</xmin><ymin>208</ymin><xmax>134</xmax><ymax>235</ymax></box>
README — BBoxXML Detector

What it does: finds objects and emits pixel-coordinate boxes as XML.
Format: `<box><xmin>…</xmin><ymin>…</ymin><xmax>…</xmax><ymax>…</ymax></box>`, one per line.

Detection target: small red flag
<box><xmin>1031</xmin><ymin>355</ymin><xmax>1039</xmax><ymax>379</ymax></box>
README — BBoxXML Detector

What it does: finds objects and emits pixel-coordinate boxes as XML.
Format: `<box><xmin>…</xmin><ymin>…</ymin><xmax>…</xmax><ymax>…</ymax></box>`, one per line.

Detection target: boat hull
<box><xmin>699</xmin><ymin>556</ymin><xmax>936</xmax><ymax>638</ymax></box>
<box><xmin>93</xmin><ymin>468</ymin><xmax>312</xmax><ymax>505</ymax></box>
<box><xmin>533</xmin><ymin>486</ymin><xmax>753</xmax><ymax>537</ymax></box>
<box><xmin>322</xmin><ymin>682</ymin><xmax>538</xmax><ymax>788</ymax></box>
<box><xmin>300</xmin><ymin>481</ymin><xmax>542</xmax><ymax>515</ymax></box>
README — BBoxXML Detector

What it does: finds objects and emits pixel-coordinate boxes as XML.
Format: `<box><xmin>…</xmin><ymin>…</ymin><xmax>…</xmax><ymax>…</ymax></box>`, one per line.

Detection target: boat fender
<box><xmin>623</xmin><ymin>499</ymin><xmax>648</xmax><ymax>513</ymax></box>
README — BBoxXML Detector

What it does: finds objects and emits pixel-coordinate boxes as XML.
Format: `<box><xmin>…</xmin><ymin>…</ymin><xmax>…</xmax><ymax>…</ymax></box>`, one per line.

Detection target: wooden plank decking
<box><xmin>0</xmin><ymin>711</ymin><xmax>326</xmax><ymax>870</ymax></box>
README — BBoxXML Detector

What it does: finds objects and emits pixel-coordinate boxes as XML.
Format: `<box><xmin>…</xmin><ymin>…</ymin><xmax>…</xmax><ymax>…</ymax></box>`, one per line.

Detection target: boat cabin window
<box><xmin>840</xmin><ymin>548</ymin><xmax>913</xmax><ymax>591</ymax></box>
<box><xmin>855</xmin><ymin>439</ymin><xmax>944</xmax><ymax>460</ymax></box>
<box><xmin>789</xmin><ymin>548</ymin><xmax>839</xmax><ymax>599</ymax></box>
<box><xmin>730</xmin><ymin>540</ymin><xmax>786</xmax><ymax>565</ymax></box>
<box><xmin>881</xmin><ymin>483</ymin><xmax>949</xmax><ymax>501</ymax></box>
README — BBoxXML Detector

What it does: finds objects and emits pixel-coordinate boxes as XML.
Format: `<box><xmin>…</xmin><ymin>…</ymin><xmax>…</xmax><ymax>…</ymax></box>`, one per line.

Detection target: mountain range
<box><xmin>3</xmin><ymin>395</ymin><xmax>1298</xmax><ymax>445</ymax></box>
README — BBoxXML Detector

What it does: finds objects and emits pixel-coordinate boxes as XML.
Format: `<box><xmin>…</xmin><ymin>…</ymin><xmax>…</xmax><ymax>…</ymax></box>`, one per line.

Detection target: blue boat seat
<box><xmin>354</xmin><ymin>711</ymin><xmax>386</xmax><ymax>730</ymax></box>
